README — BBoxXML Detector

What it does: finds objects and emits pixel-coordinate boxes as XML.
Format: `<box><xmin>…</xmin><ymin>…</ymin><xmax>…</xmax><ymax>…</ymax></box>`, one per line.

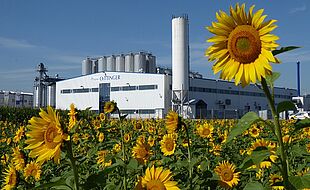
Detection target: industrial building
<box><xmin>54</xmin><ymin>15</ymin><xmax>297</xmax><ymax>119</ymax></box>
<box><xmin>0</xmin><ymin>90</ymin><xmax>33</xmax><ymax>107</ymax></box>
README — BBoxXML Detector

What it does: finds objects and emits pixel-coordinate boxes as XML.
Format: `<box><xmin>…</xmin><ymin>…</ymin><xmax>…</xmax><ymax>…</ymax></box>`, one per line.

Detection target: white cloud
<box><xmin>289</xmin><ymin>4</ymin><xmax>307</xmax><ymax>14</ymax></box>
<box><xmin>0</xmin><ymin>37</ymin><xmax>36</xmax><ymax>49</ymax></box>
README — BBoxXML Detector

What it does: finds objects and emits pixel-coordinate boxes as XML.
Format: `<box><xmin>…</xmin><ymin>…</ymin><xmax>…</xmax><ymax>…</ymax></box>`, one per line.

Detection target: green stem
<box><xmin>261</xmin><ymin>78</ymin><xmax>289</xmax><ymax>188</ymax></box>
<box><xmin>184</xmin><ymin>123</ymin><xmax>193</xmax><ymax>189</ymax></box>
<box><xmin>117</xmin><ymin>108</ymin><xmax>127</xmax><ymax>190</ymax></box>
<box><xmin>66</xmin><ymin>141</ymin><xmax>79</xmax><ymax>190</ymax></box>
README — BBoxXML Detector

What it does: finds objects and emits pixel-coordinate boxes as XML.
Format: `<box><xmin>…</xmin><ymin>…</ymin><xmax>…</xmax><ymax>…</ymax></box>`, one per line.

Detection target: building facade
<box><xmin>0</xmin><ymin>90</ymin><xmax>33</xmax><ymax>108</ymax></box>
<box><xmin>56</xmin><ymin>71</ymin><xmax>297</xmax><ymax>119</ymax></box>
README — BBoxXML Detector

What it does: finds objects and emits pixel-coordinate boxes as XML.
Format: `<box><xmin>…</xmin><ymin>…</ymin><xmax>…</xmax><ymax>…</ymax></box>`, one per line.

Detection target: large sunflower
<box><xmin>165</xmin><ymin>110</ymin><xmax>180</xmax><ymax>134</ymax></box>
<box><xmin>206</xmin><ymin>3</ymin><xmax>279</xmax><ymax>87</ymax></box>
<box><xmin>160</xmin><ymin>134</ymin><xmax>176</xmax><ymax>156</ymax></box>
<box><xmin>214</xmin><ymin>161</ymin><xmax>240</xmax><ymax>188</ymax></box>
<box><xmin>141</xmin><ymin>165</ymin><xmax>180</xmax><ymax>190</ymax></box>
<box><xmin>25</xmin><ymin>106</ymin><xmax>68</xmax><ymax>164</ymax></box>
<box><xmin>11</xmin><ymin>147</ymin><xmax>25</xmax><ymax>171</ymax></box>
<box><xmin>24</xmin><ymin>161</ymin><xmax>41</xmax><ymax>182</ymax></box>
<box><xmin>1</xmin><ymin>165</ymin><xmax>17</xmax><ymax>190</ymax></box>
<box><xmin>132</xmin><ymin>141</ymin><xmax>151</xmax><ymax>164</ymax></box>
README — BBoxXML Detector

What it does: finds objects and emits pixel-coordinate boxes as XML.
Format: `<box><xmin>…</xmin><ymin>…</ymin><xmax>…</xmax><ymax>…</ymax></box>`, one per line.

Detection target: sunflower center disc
<box><xmin>203</xmin><ymin>128</ymin><xmax>210</xmax><ymax>136</ymax></box>
<box><xmin>147</xmin><ymin>180</ymin><xmax>166</xmax><ymax>190</ymax></box>
<box><xmin>44</xmin><ymin>126</ymin><xmax>57</xmax><ymax>148</ymax></box>
<box><xmin>222</xmin><ymin>168</ymin><xmax>234</xmax><ymax>181</ymax></box>
<box><xmin>228</xmin><ymin>25</ymin><xmax>261</xmax><ymax>64</ymax></box>
<box><xmin>166</xmin><ymin>141</ymin><xmax>175</xmax><ymax>151</ymax></box>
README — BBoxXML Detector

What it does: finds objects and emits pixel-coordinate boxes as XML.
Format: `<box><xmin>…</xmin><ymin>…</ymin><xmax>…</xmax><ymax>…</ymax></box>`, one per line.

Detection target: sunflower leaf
<box><xmin>265</xmin><ymin>72</ymin><xmax>280</xmax><ymax>87</ymax></box>
<box><xmin>277</xmin><ymin>101</ymin><xmax>297</xmax><ymax>114</ymax></box>
<box><xmin>272</xmin><ymin>46</ymin><xmax>300</xmax><ymax>56</ymax></box>
<box><xmin>226</xmin><ymin>112</ymin><xmax>262</xmax><ymax>143</ymax></box>
<box><xmin>289</xmin><ymin>175</ymin><xmax>310</xmax><ymax>189</ymax></box>
<box><xmin>294</xmin><ymin>118</ymin><xmax>310</xmax><ymax>132</ymax></box>
<box><xmin>243</xmin><ymin>181</ymin><xmax>264</xmax><ymax>190</ymax></box>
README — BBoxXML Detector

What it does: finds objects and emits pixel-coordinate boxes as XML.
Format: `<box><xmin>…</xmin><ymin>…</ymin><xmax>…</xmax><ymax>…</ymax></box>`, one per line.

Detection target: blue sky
<box><xmin>0</xmin><ymin>0</ymin><xmax>309</xmax><ymax>94</ymax></box>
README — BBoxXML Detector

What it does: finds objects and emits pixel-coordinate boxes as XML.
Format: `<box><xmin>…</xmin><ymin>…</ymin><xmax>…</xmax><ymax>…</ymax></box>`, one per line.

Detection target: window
<box><xmin>111</xmin><ymin>87</ymin><xmax>120</xmax><ymax>91</ymax></box>
<box><xmin>138</xmin><ymin>85</ymin><xmax>158</xmax><ymax>90</ymax></box>
<box><xmin>61</xmin><ymin>89</ymin><xmax>71</xmax><ymax>94</ymax></box>
<box><xmin>139</xmin><ymin>109</ymin><xmax>155</xmax><ymax>114</ymax></box>
<box><xmin>122</xmin><ymin>86</ymin><xmax>137</xmax><ymax>91</ymax></box>
<box><xmin>91</xmin><ymin>88</ymin><xmax>99</xmax><ymax>92</ymax></box>
<box><xmin>73</xmin><ymin>88</ymin><xmax>89</xmax><ymax>93</ymax></box>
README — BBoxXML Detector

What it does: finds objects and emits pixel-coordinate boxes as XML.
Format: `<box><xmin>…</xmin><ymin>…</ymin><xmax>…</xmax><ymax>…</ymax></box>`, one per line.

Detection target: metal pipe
<box><xmin>297</xmin><ymin>61</ymin><xmax>301</xmax><ymax>96</ymax></box>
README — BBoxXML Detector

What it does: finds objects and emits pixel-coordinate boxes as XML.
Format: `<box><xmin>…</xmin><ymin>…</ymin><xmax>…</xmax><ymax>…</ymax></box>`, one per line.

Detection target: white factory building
<box><xmin>54</xmin><ymin>15</ymin><xmax>297</xmax><ymax>119</ymax></box>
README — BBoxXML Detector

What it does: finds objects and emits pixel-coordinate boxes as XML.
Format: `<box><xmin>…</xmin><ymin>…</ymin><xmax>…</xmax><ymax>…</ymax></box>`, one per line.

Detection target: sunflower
<box><xmin>160</xmin><ymin>134</ymin><xmax>176</xmax><ymax>156</ymax></box>
<box><xmin>68</xmin><ymin>103</ymin><xmax>77</xmax><ymax>131</ymax></box>
<box><xmin>113</xmin><ymin>143</ymin><xmax>122</xmax><ymax>153</ymax></box>
<box><xmin>13</xmin><ymin>126</ymin><xmax>25</xmax><ymax>143</ymax></box>
<box><xmin>23</xmin><ymin>161</ymin><xmax>41</xmax><ymax>182</ymax></box>
<box><xmin>307</xmin><ymin>143</ymin><xmax>310</xmax><ymax>153</ymax></box>
<box><xmin>1</xmin><ymin>165</ymin><xmax>17</xmax><ymax>190</ymax></box>
<box><xmin>134</xmin><ymin>120</ymin><xmax>144</xmax><ymax>131</ymax></box>
<box><xmin>197</xmin><ymin>123</ymin><xmax>214</xmax><ymax>138</ymax></box>
<box><xmin>25</xmin><ymin>106</ymin><xmax>68</xmax><ymax>164</ymax></box>
<box><xmin>124</xmin><ymin>133</ymin><xmax>131</xmax><ymax>143</ymax></box>
<box><xmin>98</xmin><ymin>132</ymin><xmax>105</xmax><ymax>143</ymax></box>
<box><xmin>214</xmin><ymin>161</ymin><xmax>240</xmax><ymax>188</ymax></box>
<box><xmin>269</xmin><ymin>173</ymin><xmax>283</xmax><ymax>185</ymax></box>
<box><xmin>11</xmin><ymin>147</ymin><xmax>25</xmax><ymax>171</ymax></box>
<box><xmin>206</xmin><ymin>3</ymin><xmax>279</xmax><ymax>87</ymax></box>
<box><xmin>104</xmin><ymin>101</ymin><xmax>117</xmax><ymax>114</ymax></box>
<box><xmin>249</xmin><ymin>125</ymin><xmax>260</xmax><ymax>138</ymax></box>
<box><xmin>165</xmin><ymin>110</ymin><xmax>180</xmax><ymax>134</ymax></box>
<box><xmin>97</xmin><ymin>150</ymin><xmax>112</xmax><ymax>168</ymax></box>
<box><xmin>132</xmin><ymin>141</ymin><xmax>151</xmax><ymax>164</ymax></box>
<box><xmin>141</xmin><ymin>165</ymin><xmax>180</xmax><ymax>190</ymax></box>
<box><xmin>148</xmin><ymin>136</ymin><xmax>155</xmax><ymax>147</ymax></box>
<box><xmin>99</xmin><ymin>112</ymin><xmax>106</xmax><ymax>121</ymax></box>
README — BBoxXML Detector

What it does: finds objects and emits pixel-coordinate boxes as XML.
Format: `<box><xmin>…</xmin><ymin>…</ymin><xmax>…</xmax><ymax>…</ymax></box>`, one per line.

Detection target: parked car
<box><xmin>289</xmin><ymin>112</ymin><xmax>310</xmax><ymax>120</ymax></box>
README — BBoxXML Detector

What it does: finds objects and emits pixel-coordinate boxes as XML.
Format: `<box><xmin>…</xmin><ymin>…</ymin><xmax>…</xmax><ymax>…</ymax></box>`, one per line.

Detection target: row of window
<box><xmin>117</xmin><ymin>109</ymin><xmax>156</xmax><ymax>114</ymax></box>
<box><xmin>111</xmin><ymin>85</ymin><xmax>158</xmax><ymax>92</ymax></box>
<box><xmin>189</xmin><ymin>86</ymin><xmax>292</xmax><ymax>99</ymax></box>
<box><xmin>61</xmin><ymin>88</ymin><xmax>99</xmax><ymax>94</ymax></box>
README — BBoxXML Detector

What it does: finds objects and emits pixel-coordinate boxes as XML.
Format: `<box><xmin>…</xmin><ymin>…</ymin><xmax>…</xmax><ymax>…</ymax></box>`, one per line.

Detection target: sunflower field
<box><xmin>1</xmin><ymin>103</ymin><xmax>310</xmax><ymax>190</ymax></box>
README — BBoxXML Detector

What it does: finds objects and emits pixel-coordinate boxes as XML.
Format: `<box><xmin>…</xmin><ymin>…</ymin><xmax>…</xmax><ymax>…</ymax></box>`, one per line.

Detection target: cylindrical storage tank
<box><xmin>125</xmin><ymin>54</ymin><xmax>134</xmax><ymax>72</ymax></box>
<box><xmin>82</xmin><ymin>58</ymin><xmax>92</xmax><ymax>75</ymax></box>
<box><xmin>172</xmin><ymin>16</ymin><xmax>189</xmax><ymax>99</ymax></box>
<box><xmin>115</xmin><ymin>55</ymin><xmax>125</xmax><ymax>72</ymax></box>
<box><xmin>98</xmin><ymin>57</ymin><xmax>107</xmax><ymax>72</ymax></box>
<box><xmin>33</xmin><ymin>86</ymin><xmax>39</xmax><ymax>108</ymax></box>
<box><xmin>106</xmin><ymin>56</ymin><xmax>116</xmax><ymax>71</ymax></box>
<box><xmin>92</xmin><ymin>60</ymin><xmax>98</xmax><ymax>73</ymax></box>
<box><xmin>134</xmin><ymin>52</ymin><xmax>146</xmax><ymax>73</ymax></box>
<box><xmin>47</xmin><ymin>84</ymin><xmax>56</xmax><ymax>107</ymax></box>
<box><xmin>148</xmin><ymin>55</ymin><xmax>156</xmax><ymax>73</ymax></box>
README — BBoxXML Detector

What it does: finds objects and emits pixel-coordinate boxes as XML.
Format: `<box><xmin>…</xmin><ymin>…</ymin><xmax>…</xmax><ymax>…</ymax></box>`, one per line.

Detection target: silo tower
<box><xmin>171</xmin><ymin>15</ymin><xmax>189</xmax><ymax>116</ymax></box>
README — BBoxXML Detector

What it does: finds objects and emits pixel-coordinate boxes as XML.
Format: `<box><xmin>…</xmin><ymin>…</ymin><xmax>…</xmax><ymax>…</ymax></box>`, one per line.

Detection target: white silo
<box><xmin>92</xmin><ymin>60</ymin><xmax>98</xmax><ymax>73</ymax></box>
<box><xmin>106</xmin><ymin>55</ymin><xmax>116</xmax><ymax>71</ymax></box>
<box><xmin>134</xmin><ymin>52</ymin><xmax>146</xmax><ymax>73</ymax></box>
<box><xmin>147</xmin><ymin>55</ymin><xmax>156</xmax><ymax>73</ymax></box>
<box><xmin>125</xmin><ymin>53</ymin><xmax>134</xmax><ymax>72</ymax></box>
<box><xmin>98</xmin><ymin>57</ymin><xmax>107</xmax><ymax>72</ymax></box>
<box><xmin>172</xmin><ymin>15</ymin><xmax>189</xmax><ymax>100</ymax></box>
<box><xmin>115</xmin><ymin>55</ymin><xmax>125</xmax><ymax>72</ymax></box>
<box><xmin>82</xmin><ymin>58</ymin><xmax>92</xmax><ymax>75</ymax></box>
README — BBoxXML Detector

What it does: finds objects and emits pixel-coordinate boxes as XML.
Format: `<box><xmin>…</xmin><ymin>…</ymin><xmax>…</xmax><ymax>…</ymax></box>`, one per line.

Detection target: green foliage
<box><xmin>294</xmin><ymin>118</ymin><xmax>310</xmax><ymax>131</ymax></box>
<box><xmin>277</xmin><ymin>101</ymin><xmax>297</xmax><ymax>114</ymax></box>
<box><xmin>243</xmin><ymin>181</ymin><xmax>264</xmax><ymax>190</ymax></box>
<box><xmin>272</xmin><ymin>46</ymin><xmax>300</xmax><ymax>56</ymax></box>
<box><xmin>289</xmin><ymin>175</ymin><xmax>310</xmax><ymax>189</ymax></box>
<box><xmin>265</xmin><ymin>72</ymin><xmax>280</xmax><ymax>89</ymax></box>
<box><xmin>226</xmin><ymin>112</ymin><xmax>262</xmax><ymax>143</ymax></box>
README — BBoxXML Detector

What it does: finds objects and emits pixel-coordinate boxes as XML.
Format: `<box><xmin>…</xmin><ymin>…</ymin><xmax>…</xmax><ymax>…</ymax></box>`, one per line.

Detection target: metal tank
<box><xmin>172</xmin><ymin>15</ymin><xmax>189</xmax><ymax>100</ymax></box>
<box><xmin>98</xmin><ymin>57</ymin><xmax>107</xmax><ymax>72</ymax></box>
<box><xmin>92</xmin><ymin>60</ymin><xmax>98</xmax><ymax>73</ymax></box>
<box><xmin>148</xmin><ymin>55</ymin><xmax>156</xmax><ymax>73</ymax></box>
<box><xmin>125</xmin><ymin>53</ymin><xmax>134</xmax><ymax>72</ymax></box>
<box><xmin>47</xmin><ymin>84</ymin><xmax>56</xmax><ymax>107</ymax></box>
<box><xmin>134</xmin><ymin>52</ymin><xmax>146</xmax><ymax>73</ymax></box>
<box><xmin>82</xmin><ymin>58</ymin><xmax>92</xmax><ymax>75</ymax></box>
<box><xmin>115</xmin><ymin>55</ymin><xmax>125</xmax><ymax>72</ymax></box>
<box><xmin>106</xmin><ymin>56</ymin><xmax>116</xmax><ymax>71</ymax></box>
